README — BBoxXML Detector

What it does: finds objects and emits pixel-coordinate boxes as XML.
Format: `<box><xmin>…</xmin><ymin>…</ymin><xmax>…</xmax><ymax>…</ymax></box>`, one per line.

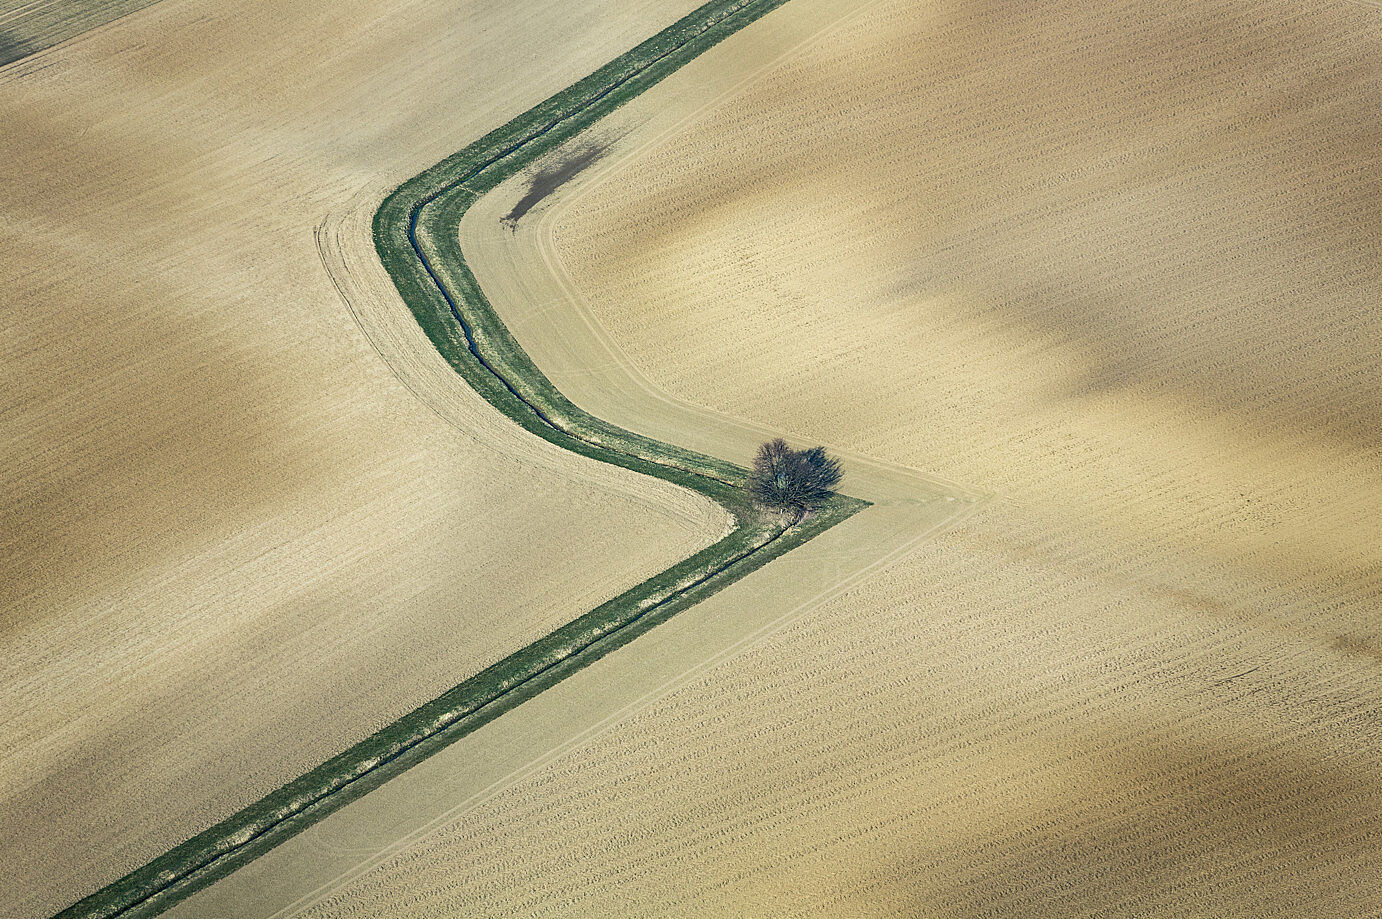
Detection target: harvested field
<box><xmin>290</xmin><ymin>0</ymin><xmax>1382</xmax><ymax>914</ymax></box>
<box><xmin>0</xmin><ymin>0</ymin><xmax>724</xmax><ymax>916</ymax></box>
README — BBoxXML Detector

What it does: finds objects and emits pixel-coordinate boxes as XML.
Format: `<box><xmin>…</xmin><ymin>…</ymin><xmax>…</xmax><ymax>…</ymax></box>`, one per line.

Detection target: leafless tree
<box><xmin>748</xmin><ymin>438</ymin><xmax>843</xmax><ymax>512</ymax></box>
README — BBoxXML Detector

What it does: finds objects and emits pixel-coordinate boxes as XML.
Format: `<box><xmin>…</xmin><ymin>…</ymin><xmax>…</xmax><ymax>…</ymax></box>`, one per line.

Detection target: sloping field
<box><xmin>0</xmin><ymin>0</ymin><xmax>728</xmax><ymax>916</ymax></box>
<box><xmin>0</xmin><ymin>0</ymin><xmax>164</xmax><ymax>66</ymax></box>
<box><xmin>288</xmin><ymin>0</ymin><xmax>1382</xmax><ymax>915</ymax></box>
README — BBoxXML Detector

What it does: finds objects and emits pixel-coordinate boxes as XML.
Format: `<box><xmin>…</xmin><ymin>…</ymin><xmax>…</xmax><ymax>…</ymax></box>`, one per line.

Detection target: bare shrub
<box><xmin>748</xmin><ymin>438</ymin><xmax>843</xmax><ymax>512</ymax></box>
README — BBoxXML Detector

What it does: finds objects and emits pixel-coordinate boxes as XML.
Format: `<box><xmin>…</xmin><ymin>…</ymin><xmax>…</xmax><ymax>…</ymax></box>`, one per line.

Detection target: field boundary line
<box><xmin>51</xmin><ymin>2</ymin><xmax>874</xmax><ymax>918</ymax></box>
<box><xmin>525</xmin><ymin>0</ymin><xmax>984</xmax><ymax>503</ymax></box>
<box><xmin>258</xmin><ymin>0</ymin><xmax>993</xmax><ymax>906</ymax></box>
<box><xmin>268</xmin><ymin>493</ymin><xmax>985</xmax><ymax>917</ymax></box>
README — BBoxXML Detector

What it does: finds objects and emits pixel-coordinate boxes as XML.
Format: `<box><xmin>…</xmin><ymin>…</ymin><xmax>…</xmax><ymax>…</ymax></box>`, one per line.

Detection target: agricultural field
<box><xmin>0</xmin><ymin>0</ymin><xmax>162</xmax><ymax>65</ymax></box>
<box><xmin>0</xmin><ymin>0</ymin><xmax>726</xmax><ymax>916</ymax></box>
<box><xmin>282</xmin><ymin>0</ymin><xmax>1382</xmax><ymax>915</ymax></box>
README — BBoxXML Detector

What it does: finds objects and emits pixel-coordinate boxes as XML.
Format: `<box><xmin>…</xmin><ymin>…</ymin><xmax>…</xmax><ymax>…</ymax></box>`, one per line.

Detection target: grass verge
<box><xmin>53</xmin><ymin>1</ymin><xmax>866</xmax><ymax>916</ymax></box>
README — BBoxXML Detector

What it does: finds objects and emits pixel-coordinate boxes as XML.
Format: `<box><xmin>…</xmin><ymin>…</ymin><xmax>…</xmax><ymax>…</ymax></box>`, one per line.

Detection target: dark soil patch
<box><xmin>501</xmin><ymin>142</ymin><xmax>609</xmax><ymax>228</ymax></box>
<box><xmin>0</xmin><ymin>29</ymin><xmax>37</xmax><ymax>67</ymax></box>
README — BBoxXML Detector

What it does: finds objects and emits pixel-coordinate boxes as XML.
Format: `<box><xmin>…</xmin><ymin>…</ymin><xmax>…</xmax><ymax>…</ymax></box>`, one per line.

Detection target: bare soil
<box><xmin>291</xmin><ymin>0</ymin><xmax>1382</xmax><ymax>914</ymax></box>
<box><xmin>0</xmin><ymin>1</ymin><xmax>720</xmax><ymax>916</ymax></box>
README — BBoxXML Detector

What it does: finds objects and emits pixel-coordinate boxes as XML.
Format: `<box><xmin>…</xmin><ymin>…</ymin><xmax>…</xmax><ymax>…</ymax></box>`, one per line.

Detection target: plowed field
<box><xmin>0</xmin><ymin>1</ymin><xmax>718</xmax><ymax>916</ymax></box>
<box><xmin>293</xmin><ymin>0</ymin><xmax>1382</xmax><ymax>914</ymax></box>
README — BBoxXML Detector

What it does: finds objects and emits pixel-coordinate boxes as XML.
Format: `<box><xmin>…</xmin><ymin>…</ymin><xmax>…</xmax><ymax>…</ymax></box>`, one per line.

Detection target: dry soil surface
<box><xmin>0</xmin><ymin>1</ymin><xmax>723</xmax><ymax>916</ymax></box>
<box><xmin>293</xmin><ymin>0</ymin><xmax>1382</xmax><ymax>915</ymax></box>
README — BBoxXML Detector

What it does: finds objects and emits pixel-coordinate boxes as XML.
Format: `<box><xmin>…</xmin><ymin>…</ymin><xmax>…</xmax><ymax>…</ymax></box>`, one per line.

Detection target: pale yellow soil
<box><xmin>296</xmin><ymin>0</ymin><xmax>1382</xmax><ymax>915</ymax></box>
<box><xmin>0</xmin><ymin>0</ymin><xmax>722</xmax><ymax>916</ymax></box>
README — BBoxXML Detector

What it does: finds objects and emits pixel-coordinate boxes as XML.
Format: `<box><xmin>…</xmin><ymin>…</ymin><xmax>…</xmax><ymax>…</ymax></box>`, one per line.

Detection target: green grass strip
<box><xmin>53</xmin><ymin>1</ymin><xmax>866</xmax><ymax>916</ymax></box>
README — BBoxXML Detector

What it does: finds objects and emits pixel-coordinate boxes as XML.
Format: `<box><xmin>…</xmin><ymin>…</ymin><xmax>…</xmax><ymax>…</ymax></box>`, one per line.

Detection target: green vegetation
<box><xmin>53</xmin><ymin>1</ymin><xmax>866</xmax><ymax>917</ymax></box>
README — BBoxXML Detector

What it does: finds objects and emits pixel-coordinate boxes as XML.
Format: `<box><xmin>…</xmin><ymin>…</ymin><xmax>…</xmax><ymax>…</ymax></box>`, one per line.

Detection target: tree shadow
<box><xmin>500</xmin><ymin>141</ymin><xmax>609</xmax><ymax>229</ymax></box>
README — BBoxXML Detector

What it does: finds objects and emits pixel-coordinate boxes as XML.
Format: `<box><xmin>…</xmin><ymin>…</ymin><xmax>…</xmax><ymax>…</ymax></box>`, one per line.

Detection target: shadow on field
<box><xmin>849</xmin><ymin>727</ymin><xmax>1380</xmax><ymax>918</ymax></box>
<box><xmin>501</xmin><ymin>141</ymin><xmax>610</xmax><ymax>229</ymax></box>
<box><xmin>0</xmin><ymin>30</ymin><xmax>37</xmax><ymax>67</ymax></box>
